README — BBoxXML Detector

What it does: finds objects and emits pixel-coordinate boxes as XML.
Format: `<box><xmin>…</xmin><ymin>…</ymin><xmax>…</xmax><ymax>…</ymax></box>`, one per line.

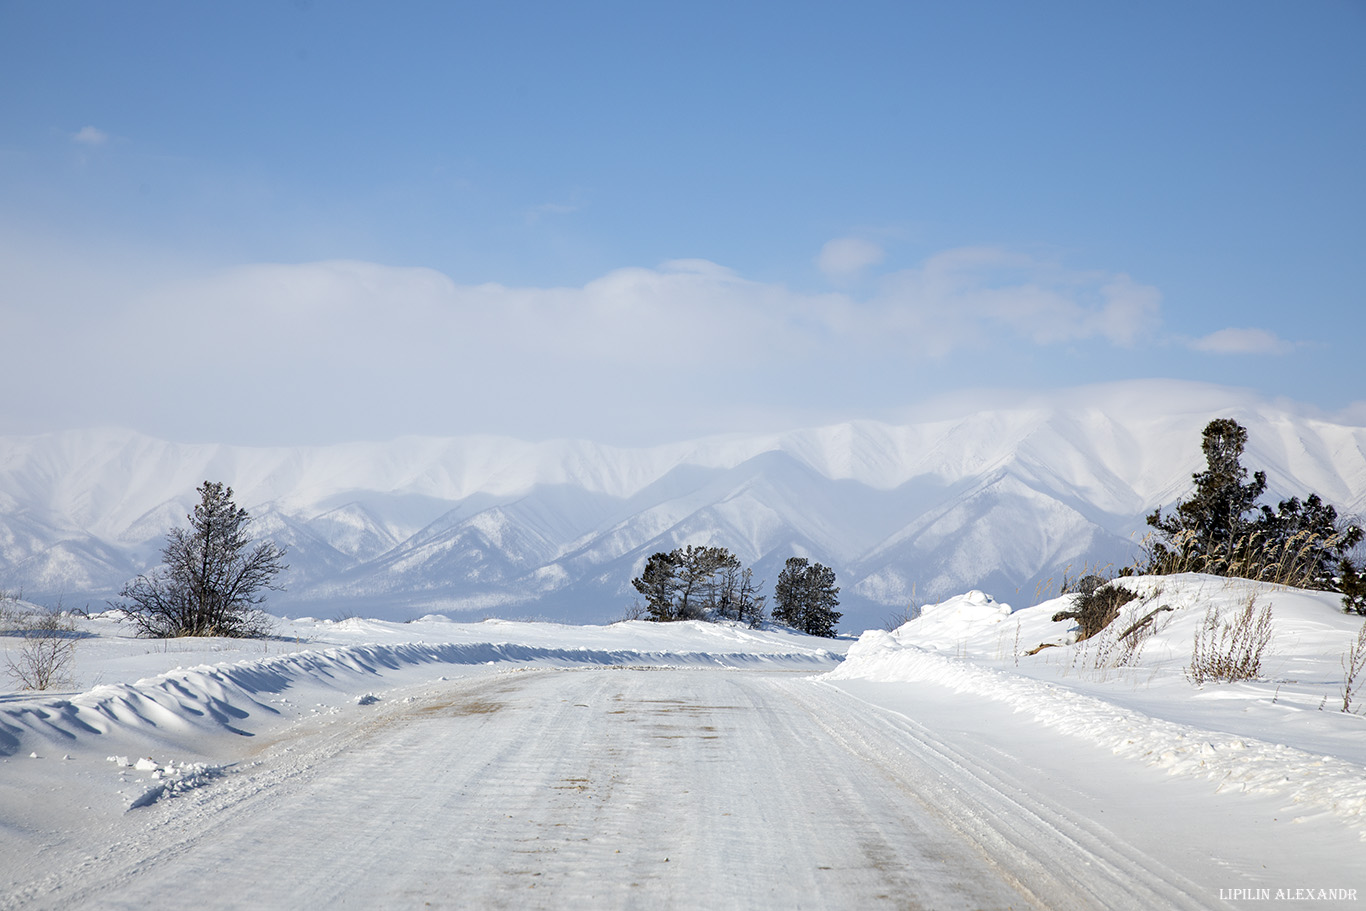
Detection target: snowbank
<box><xmin>828</xmin><ymin>575</ymin><xmax>1366</xmax><ymax>834</ymax></box>
<box><xmin>1</xmin><ymin>616</ymin><xmax>842</xmax><ymax>764</ymax></box>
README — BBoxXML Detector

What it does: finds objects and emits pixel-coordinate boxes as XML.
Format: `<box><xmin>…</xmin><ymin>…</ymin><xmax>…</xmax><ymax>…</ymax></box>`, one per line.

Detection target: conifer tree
<box><xmin>1145</xmin><ymin>419</ymin><xmax>1362</xmax><ymax>599</ymax></box>
<box><xmin>632</xmin><ymin>551</ymin><xmax>681</xmax><ymax>621</ymax></box>
<box><xmin>674</xmin><ymin>545</ymin><xmax>738</xmax><ymax>620</ymax></box>
<box><xmin>773</xmin><ymin>556</ymin><xmax>841</xmax><ymax>637</ymax></box>
<box><xmin>1147</xmin><ymin>418</ymin><xmax>1266</xmax><ymax>574</ymax></box>
<box><xmin>716</xmin><ymin>562</ymin><xmax>767</xmax><ymax>627</ymax></box>
<box><xmin>631</xmin><ymin>545</ymin><xmax>765</xmax><ymax>623</ymax></box>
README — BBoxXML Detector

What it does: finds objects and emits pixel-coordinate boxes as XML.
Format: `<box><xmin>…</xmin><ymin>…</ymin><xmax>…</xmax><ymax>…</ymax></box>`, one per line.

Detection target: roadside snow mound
<box><xmin>830</xmin><ymin>576</ymin><xmax>1366</xmax><ymax>836</ymax></box>
<box><xmin>0</xmin><ymin>639</ymin><xmax>840</xmax><ymax>760</ymax></box>
<box><xmin>900</xmin><ymin>590</ymin><xmax>1012</xmax><ymax>648</ymax></box>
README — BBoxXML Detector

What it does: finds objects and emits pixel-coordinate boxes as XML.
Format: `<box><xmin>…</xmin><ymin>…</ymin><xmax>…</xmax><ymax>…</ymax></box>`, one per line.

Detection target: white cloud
<box><xmin>817</xmin><ymin>237</ymin><xmax>885</xmax><ymax>280</ymax></box>
<box><xmin>863</xmin><ymin>246</ymin><xmax>1163</xmax><ymax>355</ymax></box>
<box><xmin>72</xmin><ymin>126</ymin><xmax>108</xmax><ymax>146</ymax></box>
<box><xmin>1188</xmin><ymin>327</ymin><xmax>1294</xmax><ymax>355</ymax></box>
<box><xmin>0</xmin><ymin>241</ymin><xmax>1170</xmax><ymax>444</ymax></box>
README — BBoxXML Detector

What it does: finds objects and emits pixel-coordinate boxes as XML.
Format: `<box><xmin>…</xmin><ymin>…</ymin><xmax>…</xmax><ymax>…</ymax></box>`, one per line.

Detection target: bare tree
<box><xmin>118</xmin><ymin>481</ymin><xmax>287</xmax><ymax>638</ymax></box>
<box><xmin>736</xmin><ymin>566</ymin><xmax>768</xmax><ymax>628</ymax></box>
<box><xmin>5</xmin><ymin>607</ymin><xmax>78</xmax><ymax>691</ymax></box>
<box><xmin>714</xmin><ymin>562</ymin><xmax>766</xmax><ymax>627</ymax></box>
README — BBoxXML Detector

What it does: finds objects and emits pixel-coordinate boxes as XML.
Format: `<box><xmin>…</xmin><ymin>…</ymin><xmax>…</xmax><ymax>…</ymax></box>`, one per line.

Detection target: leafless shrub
<box><xmin>882</xmin><ymin>603</ymin><xmax>922</xmax><ymax>631</ymax></box>
<box><xmin>1342</xmin><ymin>621</ymin><xmax>1366</xmax><ymax>713</ymax></box>
<box><xmin>619</xmin><ymin>600</ymin><xmax>650</xmax><ymax>622</ymax></box>
<box><xmin>1112</xmin><ymin>603</ymin><xmax>1170</xmax><ymax>668</ymax></box>
<box><xmin>5</xmin><ymin>608</ymin><xmax>78</xmax><ymax>691</ymax></box>
<box><xmin>880</xmin><ymin>583</ymin><xmax>925</xmax><ymax>631</ymax></box>
<box><xmin>1187</xmin><ymin>593</ymin><xmax>1273</xmax><ymax>685</ymax></box>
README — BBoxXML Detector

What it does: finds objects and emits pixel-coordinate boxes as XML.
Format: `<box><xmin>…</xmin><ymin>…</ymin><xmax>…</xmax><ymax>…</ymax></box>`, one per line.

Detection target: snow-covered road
<box><xmin>13</xmin><ymin>665</ymin><xmax>1236</xmax><ymax>911</ymax></box>
<box><xmin>6</xmin><ymin>581</ymin><xmax>1365</xmax><ymax>908</ymax></box>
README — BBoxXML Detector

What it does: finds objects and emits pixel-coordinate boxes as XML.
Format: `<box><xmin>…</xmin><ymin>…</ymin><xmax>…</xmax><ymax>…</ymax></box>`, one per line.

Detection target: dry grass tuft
<box><xmin>1186</xmin><ymin>592</ymin><xmax>1273</xmax><ymax>685</ymax></box>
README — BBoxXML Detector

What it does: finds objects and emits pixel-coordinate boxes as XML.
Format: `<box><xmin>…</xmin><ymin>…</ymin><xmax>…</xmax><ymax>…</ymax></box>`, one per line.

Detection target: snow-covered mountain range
<box><xmin>3</xmin><ymin>381</ymin><xmax>1364</xmax><ymax>631</ymax></box>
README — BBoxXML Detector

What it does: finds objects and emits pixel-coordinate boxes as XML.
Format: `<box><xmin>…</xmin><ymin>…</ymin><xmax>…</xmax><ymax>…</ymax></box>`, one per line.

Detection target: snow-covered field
<box><xmin>2</xmin><ymin>576</ymin><xmax>1364</xmax><ymax>909</ymax></box>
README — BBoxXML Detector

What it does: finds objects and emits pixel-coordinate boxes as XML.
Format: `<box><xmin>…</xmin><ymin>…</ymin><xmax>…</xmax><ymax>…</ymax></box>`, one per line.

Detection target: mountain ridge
<box><xmin>3</xmin><ymin>381</ymin><xmax>1363</xmax><ymax>631</ymax></box>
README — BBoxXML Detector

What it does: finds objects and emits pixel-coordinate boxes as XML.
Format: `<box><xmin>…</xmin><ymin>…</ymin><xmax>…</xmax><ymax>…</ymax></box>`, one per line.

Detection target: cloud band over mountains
<box><xmin>0</xmin><ymin>232</ymin><xmax>1301</xmax><ymax>445</ymax></box>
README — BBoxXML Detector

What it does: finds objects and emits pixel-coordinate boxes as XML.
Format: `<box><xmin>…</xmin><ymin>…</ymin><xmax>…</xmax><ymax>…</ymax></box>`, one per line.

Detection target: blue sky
<box><xmin>2</xmin><ymin>1</ymin><xmax>1363</xmax><ymax>445</ymax></box>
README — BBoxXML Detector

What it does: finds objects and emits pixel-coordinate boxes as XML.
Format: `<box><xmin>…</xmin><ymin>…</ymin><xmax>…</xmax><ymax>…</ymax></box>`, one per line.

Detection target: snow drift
<box><xmin>828</xmin><ymin>575</ymin><xmax>1366</xmax><ymax>835</ymax></box>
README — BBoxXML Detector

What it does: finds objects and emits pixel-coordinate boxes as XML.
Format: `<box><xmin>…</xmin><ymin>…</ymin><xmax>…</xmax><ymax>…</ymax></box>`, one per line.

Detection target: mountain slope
<box><xmin>2</xmin><ymin>381</ymin><xmax>1363</xmax><ymax>630</ymax></box>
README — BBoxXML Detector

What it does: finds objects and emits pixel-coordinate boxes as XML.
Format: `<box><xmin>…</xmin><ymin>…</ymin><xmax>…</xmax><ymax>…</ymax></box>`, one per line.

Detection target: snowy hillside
<box><xmin>833</xmin><ymin>576</ymin><xmax>1366</xmax><ymax>827</ymax></box>
<box><xmin>2</xmin><ymin>381</ymin><xmax>1365</xmax><ymax>630</ymax></box>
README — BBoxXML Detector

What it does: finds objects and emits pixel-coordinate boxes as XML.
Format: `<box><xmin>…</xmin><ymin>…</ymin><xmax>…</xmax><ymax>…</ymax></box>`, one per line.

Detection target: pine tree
<box><xmin>630</xmin><ymin>545</ymin><xmax>765</xmax><ymax>623</ymax></box>
<box><xmin>715</xmin><ymin>562</ymin><xmax>768</xmax><ymax>628</ymax></box>
<box><xmin>1253</xmin><ymin>494</ymin><xmax>1362</xmax><ymax>590</ymax></box>
<box><xmin>1145</xmin><ymin>419</ymin><xmax>1362</xmax><ymax>594</ymax></box>
<box><xmin>1147</xmin><ymin>418</ymin><xmax>1267</xmax><ymax>574</ymax></box>
<box><xmin>772</xmin><ymin>557</ymin><xmax>806</xmax><ymax>628</ymax></box>
<box><xmin>773</xmin><ymin>557</ymin><xmax>841</xmax><ymax>637</ymax></box>
<box><xmin>1339</xmin><ymin>559</ymin><xmax>1366</xmax><ymax>616</ymax></box>
<box><xmin>119</xmin><ymin>481</ymin><xmax>288</xmax><ymax>638</ymax></box>
<box><xmin>802</xmin><ymin>562</ymin><xmax>842</xmax><ymax>638</ymax></box>
<box><xmin>632</xmin><ymin>551</ymin><xmax>681</xmax><ymax>621</ymax></box>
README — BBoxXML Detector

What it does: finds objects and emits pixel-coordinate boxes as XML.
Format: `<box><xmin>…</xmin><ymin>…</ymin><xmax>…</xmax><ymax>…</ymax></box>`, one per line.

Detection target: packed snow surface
<box><xmin>2</xmin><ymin>578</ymin><xmax>1364</xmax><ymax>908</ymax></box>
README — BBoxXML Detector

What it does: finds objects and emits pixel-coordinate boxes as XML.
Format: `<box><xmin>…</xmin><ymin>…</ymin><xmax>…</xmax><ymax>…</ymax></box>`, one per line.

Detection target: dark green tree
<box><xmin>1147</xmin><ymin>418</ymin><xmax>1267</xmax><ymax>575</ymax></box>
<box><xmin>630</xmin><ymin>545</ymin><xmax>768</xmax><ymax>624</ymax></box>
<box><xmin>1338</xmin><ymin>560</ymin><xmax>1366</xmax><ymax>616</ymax></box>
<box><xmin>773</xmin><ymin>557</ymin><xmax>841</xmax><ymax>637</ymax></box>
<box><xmin>118</xmin><ymin>481</ymin><xmax>288</xmax><ymax>638</ymax></box>
<box><xmin>772</xmin><ymin>557</ymin><xmax>806</xmax><ymax>628</ymax></box>
<box><xmin>632</xmin><ymin>551</ymin><xmax>681</xmax><ymax>621</ymax></box>
<box><xmin>1253</xmin><ymin>494</ymin><xmax>1363</xmax><ymax>590</ymax></box>
<box><xmin>1145</xmin><ymin>419</ymin><xmax>1362</xmax><ymax>603</ymax></box>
